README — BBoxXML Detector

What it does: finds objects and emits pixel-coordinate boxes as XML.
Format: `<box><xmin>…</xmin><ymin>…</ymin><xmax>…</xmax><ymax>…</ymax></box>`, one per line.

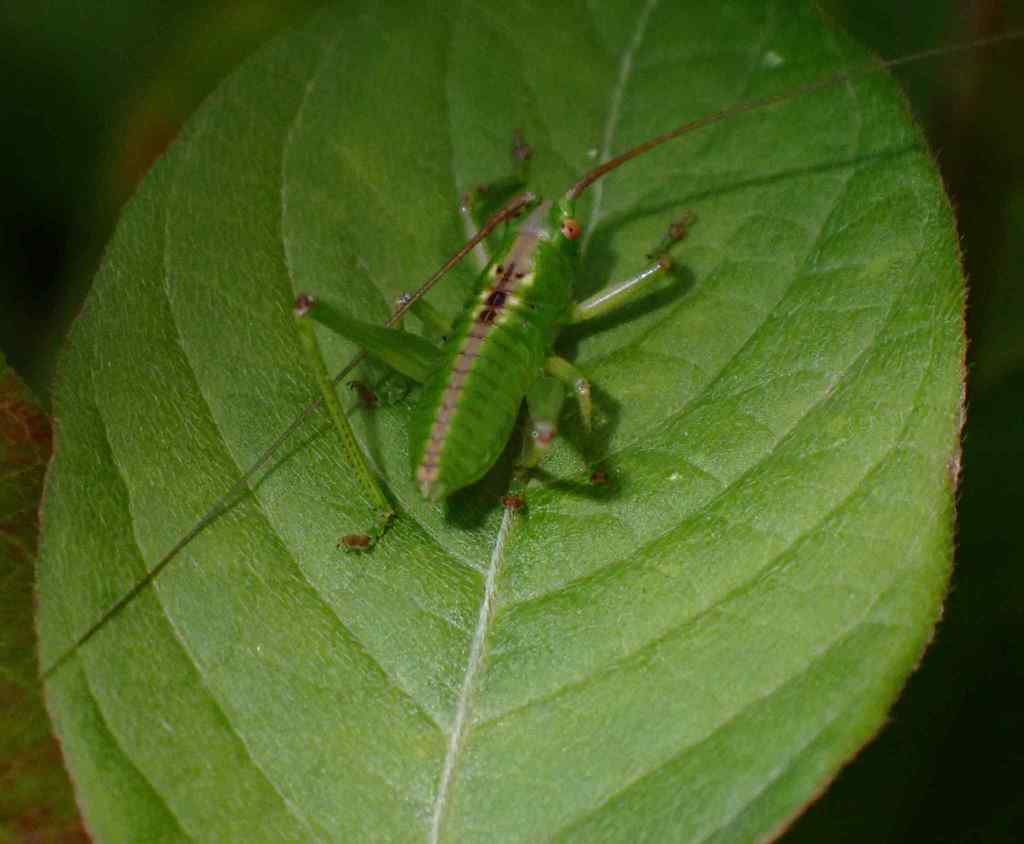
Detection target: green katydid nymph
<box><xmin>291</xmin><ymin>144</ymin><xmax>691</xmax><ymax>549</ymax></box>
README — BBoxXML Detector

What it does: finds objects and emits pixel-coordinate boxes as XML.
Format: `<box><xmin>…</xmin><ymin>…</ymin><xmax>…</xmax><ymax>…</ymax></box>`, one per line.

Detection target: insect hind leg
<box><xmin>293</xmin><ymin>296</ymin><xmax>394</xmax><ymax>550</ymax></box>
<box><xmin>391</xmin><ymin>291</ymin><xmax>452</xmax><ymax>340</ymax></box>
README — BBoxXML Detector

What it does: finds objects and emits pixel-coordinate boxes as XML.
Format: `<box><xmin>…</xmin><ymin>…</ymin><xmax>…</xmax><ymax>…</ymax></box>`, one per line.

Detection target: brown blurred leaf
<box><xmin>0</xmin><ymin>355</ymin><xmax>86</xmax><ymax>843</ymax></box>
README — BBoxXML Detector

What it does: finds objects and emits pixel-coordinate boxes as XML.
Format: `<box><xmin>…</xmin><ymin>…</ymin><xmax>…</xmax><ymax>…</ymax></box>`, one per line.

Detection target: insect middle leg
<box><xmin>544</xmin><ymin>355</ymin><xmax>592</xmax><ymax>431</ymax></box>
<box><xmin>520</xmin><ymin>374</ymin><xmax>567</xmax><ymax>474</ymax></box>
<box><xmin>511</xmin><ymin>358</ymin><xmax>593</xmax><ymax>492</ymax></box>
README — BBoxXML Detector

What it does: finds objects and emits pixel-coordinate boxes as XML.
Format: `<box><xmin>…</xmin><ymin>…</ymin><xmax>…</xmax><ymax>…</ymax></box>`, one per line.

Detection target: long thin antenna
<box><xmin>41</xmin><ymin>192</ymin><xmax>536</xmax><ymax>680</ymax></box>
<box><xmin>565</xmin><ymin>30</ymin><xmax>1024</xmax><ymax>201</ymax></box>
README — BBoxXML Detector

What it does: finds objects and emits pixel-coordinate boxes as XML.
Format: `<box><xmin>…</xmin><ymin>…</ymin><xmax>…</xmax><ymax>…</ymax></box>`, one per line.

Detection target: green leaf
<box><xmin>37</xmin><ymin>1</ymin><xmax>964</xmax><ymax>841</ymax></box>
<box><xmin>0</xmin><ymin>356</ymin><xmax>84</xmax><ymax>841</ymax></box>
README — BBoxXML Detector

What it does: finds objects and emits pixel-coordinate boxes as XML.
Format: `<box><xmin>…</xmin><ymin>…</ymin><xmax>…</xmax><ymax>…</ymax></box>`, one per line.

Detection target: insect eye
<box><xmin>560</xmin><ymin>218</ymin><xmax>582</xmax><ymax>240</ymax></box>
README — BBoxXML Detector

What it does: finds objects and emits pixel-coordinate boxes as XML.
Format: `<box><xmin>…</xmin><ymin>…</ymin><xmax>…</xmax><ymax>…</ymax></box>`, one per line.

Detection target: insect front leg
<box><xmin>569</xmin><ymin>214</ymin><xmax>696</xmax><ymax>324</ymax></box>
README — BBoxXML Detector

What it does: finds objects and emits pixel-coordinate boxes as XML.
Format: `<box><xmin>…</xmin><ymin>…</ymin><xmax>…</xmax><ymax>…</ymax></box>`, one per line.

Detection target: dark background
<box><xmin>2</xmin><ymin>2</ymin><xmax>1021</xmax><ymax>840</ymax></box>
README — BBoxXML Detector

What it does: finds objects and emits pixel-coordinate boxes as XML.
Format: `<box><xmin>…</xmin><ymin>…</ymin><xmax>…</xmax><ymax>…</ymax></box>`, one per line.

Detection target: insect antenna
<box><xmin>565</xmin><ymin>30</ymin><xmax>1024</xmax><ymax>202</ymax></box>
<box><xmin>41</xmin><ymin>191</ymin><xmax>536</xmax><ymax>680</ymax></box>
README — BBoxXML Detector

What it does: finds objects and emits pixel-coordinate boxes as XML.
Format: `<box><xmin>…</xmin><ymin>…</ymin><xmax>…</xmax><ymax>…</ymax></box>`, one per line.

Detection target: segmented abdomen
<box><xmin>409</xmin><ymin>202</ymin><xmax>573</xmax><ymax>500</ymax></box>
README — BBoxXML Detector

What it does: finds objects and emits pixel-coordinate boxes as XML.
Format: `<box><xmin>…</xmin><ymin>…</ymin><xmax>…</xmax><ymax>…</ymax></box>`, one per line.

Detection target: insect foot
<box><xmin>338</xmin><ymin>533</ymin><xmax>372</xmax><ymax>551</ymax></box>
<box><xmin>648</xmin><ymin>211</ymin><xmax>697</xmax><ymax>259</ymax></box>
<box><xmin>349</xmin><ymin>380</ymin><xmax>379</xmax><ymax>409</ymax></box>
<box><xmin>502</xmin><ymin>494</ymin><xmax>526</xmax><ymax>512</ymax></box>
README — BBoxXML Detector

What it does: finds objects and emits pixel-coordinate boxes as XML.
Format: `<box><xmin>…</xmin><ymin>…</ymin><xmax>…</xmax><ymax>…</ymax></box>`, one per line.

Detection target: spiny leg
<box><xmin>346</xmin><ymin>295</ymin><xmax>417</xmax><ymax>406</ymax></box>
<box><xmin>294</xmin><ymin>295</ymin><xmax>394</xmax><ymax>549</ymax></box>
<box><xmin>570</xmin><ymin>213</ymin><xmax>696</xmax><ymax>324</ymax></box>
<box><xmin>304</xmin><ymin>296</ymin><xmax>441</xmax><ymax>383</ymax></box>
<box><xmin>541</xmin><ymin>357</ymin><xmax>621</xmax><ymax>490</ymax></box>
<box><xmin>294</xmin><ymin>294</ymin><xmax>445</xmax><ymax>547</ymax></box>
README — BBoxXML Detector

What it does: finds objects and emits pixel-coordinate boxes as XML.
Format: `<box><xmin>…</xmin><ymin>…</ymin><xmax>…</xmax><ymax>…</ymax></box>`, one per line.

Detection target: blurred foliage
<box><xmin>0</xmin><ymin>357</ymin><xmax>84</xmax><ymax>842</ymax></box>
<box><xmin>0</xmin><ymin>0</ymin><xmax>323</xmax><ymax>398</ymax></box>
<box><xmin>0</xmin><ymin>0</ymin><xmax>1022</xmax><ymax>840</ymax></box>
